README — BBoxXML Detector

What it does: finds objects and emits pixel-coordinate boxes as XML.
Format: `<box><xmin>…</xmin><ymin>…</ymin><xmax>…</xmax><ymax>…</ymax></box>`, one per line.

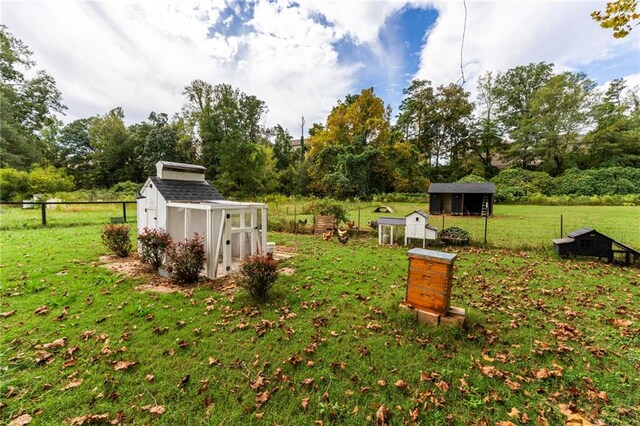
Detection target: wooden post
<box><xmin>484</xmin><ymin>209</ymin><xmax>488</xmax><ymax>245</ymax></box>
<box><xmin>441</xmin><ymin>213</ymin><xmax>444</xmax><ymax>231</ymax></box>
<box><xmin>261</xmin><ymin>207</ymin><xmax>267</xmax><ymax>255</ymax></box>
<box><xmin>122</xmin><ymin>202</ymin><xmax>127</xmax><ymax>222</ymax></box>
<box><xmin>41</xmin><ymin>203</ymin><xmax>47</xmax><ymax>227</ymax></box>
<box><xmin>560</xmin><ymin>214</ymin><xmax>563</xmax><ymax>238</ymax></box>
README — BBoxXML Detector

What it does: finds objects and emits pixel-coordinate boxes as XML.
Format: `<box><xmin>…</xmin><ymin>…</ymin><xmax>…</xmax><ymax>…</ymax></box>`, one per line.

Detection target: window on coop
<box><xmin>580</xmin><ymin>239</ymin><xmax>591</xmax><ymax>248</ymax></box>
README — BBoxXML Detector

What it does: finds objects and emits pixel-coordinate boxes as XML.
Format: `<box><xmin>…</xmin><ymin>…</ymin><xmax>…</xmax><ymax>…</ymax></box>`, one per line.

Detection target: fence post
<box><xmin>484</xmin><ymin>211</ymin><xmax>488</xmax><ymax>245</ymax></box>
<box><xmin>560</xmin><ymin>214</ymin><xmax>563</xmax><ymax>238</ymax></box>
<box><xmin>41</xmin><ymin>203</ymin><xmax>47</xmax><ymax>227</ymax></box>
<box><xmin>122</xmin><ymin>202</ymin><xmax>127</xmax><ymax>222</ymax></box>
<box><xmin>441</xmin><ymin>214</ymin><xmax>445</xmax><ymax>230</ymax></box>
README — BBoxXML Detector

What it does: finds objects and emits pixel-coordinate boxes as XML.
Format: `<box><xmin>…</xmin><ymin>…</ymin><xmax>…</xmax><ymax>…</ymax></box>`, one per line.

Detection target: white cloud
<box><xmin>2</xmin><ymin>0</ymin><xmax>638</xmax><ymax>135</ymax></box>
<box><xmin>414</xmin><ymin>0</ymin><xmax>640</xmax><ymax>95</ymax></box>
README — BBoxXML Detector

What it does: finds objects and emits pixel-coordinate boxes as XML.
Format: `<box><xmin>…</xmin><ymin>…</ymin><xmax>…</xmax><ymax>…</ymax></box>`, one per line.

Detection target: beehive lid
<box><xmin>407</xmin><ymin>248</ymin><xmax>457</xmax><ymax>264</ymax></box>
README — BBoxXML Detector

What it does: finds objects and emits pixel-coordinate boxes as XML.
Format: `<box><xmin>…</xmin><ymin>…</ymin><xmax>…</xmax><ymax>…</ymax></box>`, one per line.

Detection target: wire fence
<box><xmin>1</xmin><ymin>200</ymin><xmax>638</xmax><ymax>251</ymax></box>
<box><xmin>0</xmin><ymin>201</ymin><xmax>136</xmax><ymax>230</ymax></box>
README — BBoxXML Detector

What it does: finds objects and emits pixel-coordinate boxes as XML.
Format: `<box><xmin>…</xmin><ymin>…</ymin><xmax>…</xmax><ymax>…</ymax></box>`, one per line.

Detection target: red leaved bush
<box><xmin>238</xmin><ymin>254</ymin><xmax>278</xmax><ymax>301</ymax></box>
<box><xmin>165</xmin><ymin>233</ymin><xmax>206</xmax><ymax>284</ymax></box>
<box><xmin>138</xmin><ymin>227</ymin><xmax>172</xmax><ymax>270</ymax></box>
<box><xmin>101</xmin><ymin>224</ymin><xmax>132</xmax><ymax>257</ymax></box>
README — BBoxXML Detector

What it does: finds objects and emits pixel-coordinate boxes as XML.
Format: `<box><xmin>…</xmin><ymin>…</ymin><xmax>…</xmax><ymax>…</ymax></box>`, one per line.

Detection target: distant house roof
<box><xmin>428</xmin><ymin>183</ymin><xmax>496</xmax><ymax>194</ymax></box>
<box><xmin>148</xmin><ymin>176</ymin><xmax>224</xmax><ymax>202</ymax></box>
<box><xmin>406</xmin><ymin>210</ymin><xmax>429</xmax><ymax>219</ymax></box>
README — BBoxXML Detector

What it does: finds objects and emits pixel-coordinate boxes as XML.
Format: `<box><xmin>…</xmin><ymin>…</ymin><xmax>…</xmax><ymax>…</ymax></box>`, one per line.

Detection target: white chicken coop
<box><xmin>377</xmin><ymin>210</ymin><xmax>437</xmax><ymax>247</ymax></box>
<box><xmin>137</xmin><ymin>161</ymin><xmax>268</xmax><ymax>279</ymax></box>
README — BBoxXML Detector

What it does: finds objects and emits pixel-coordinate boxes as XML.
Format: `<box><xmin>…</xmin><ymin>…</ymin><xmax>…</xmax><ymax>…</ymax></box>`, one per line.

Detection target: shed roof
<box><xmin>148</xmin><ymin>176</ymin><xmax>224</xmax><ymax>202</ymax></box>
<box><xmin>378</xmin><ymin>217</ymin><xmax>405</xmax><ymax>226</ymax></box>
<box><xmin>567</xmin><ymin>227</ymin><xmax>594</xmax><ymax>238</ymax></box>
<box><xmin>428</xmin><ymin>182</ymin><xmax>496</xmax><ymax>194</ymax></box>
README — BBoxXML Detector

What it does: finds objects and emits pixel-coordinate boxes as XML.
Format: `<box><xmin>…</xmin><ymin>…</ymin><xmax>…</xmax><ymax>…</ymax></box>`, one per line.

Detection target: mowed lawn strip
<box><xmin>1</xmin><ymin>226</ymin><xmax>639</xmax><ymax>424</ymax></box>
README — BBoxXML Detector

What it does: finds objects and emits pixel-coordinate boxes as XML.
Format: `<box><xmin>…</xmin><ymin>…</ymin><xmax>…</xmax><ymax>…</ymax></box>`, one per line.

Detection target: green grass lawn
<box><xmin>1</xmin><ymin>225</ymin><xmax>639</xmax><ymax>424</ymax></box>
<box><xmin>268</xmin><ymin>200</ymin><xmax>640</xmax><ymax>249</ymax></box>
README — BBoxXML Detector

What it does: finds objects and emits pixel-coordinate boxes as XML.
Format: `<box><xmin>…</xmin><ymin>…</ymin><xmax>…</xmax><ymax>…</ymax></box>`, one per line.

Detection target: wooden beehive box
<box><xmin>405</xmin><ymin>248</ymin><xmax>456</xmax><ymax>315</ymax></box>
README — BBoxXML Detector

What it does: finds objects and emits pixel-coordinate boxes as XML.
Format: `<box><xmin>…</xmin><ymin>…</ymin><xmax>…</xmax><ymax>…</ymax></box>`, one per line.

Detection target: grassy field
<box><xmin>267</xmin><ymin>201</ymin><xmax>640</xmax><ymax>249</ymax></box>
<box><xmin>1</xmin><ymin>224</ymin><xmax>639</xmax><ymax>425</ymax></box>
<box><xmin>3</xmin><ymin>202</ymin><xmax>638</xmax><ymax>249</ymax></box>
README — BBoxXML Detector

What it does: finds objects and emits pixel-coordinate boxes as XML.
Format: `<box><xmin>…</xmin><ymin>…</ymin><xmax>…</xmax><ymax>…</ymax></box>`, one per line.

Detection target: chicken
<box><xmin>322</xmin><ymin>230</ymin><xmax>334</xmax><ymax>241</ymax></box>
<box><xmin>368</xmin><ymin>220</ymin><xmax>378</xmax><ymax>229</ymax></box>
<box><xmin>337</xmin><ymin>235</ymin><xmax>349</xmax><ymax>244</ymax></box>
<box><xmin>337</xmin><ymin>228</ymin><xmax>349</xmax><ymax>238</ymax></box>
<box><xmin>346</xmin><ymin>220</ymin><xmax>356</xmax><ymax>229</ymax></box>
<box><xmin>298</xmin><ymin>218</ymin><xmax>308</xmax><ymax>226</ymax></box>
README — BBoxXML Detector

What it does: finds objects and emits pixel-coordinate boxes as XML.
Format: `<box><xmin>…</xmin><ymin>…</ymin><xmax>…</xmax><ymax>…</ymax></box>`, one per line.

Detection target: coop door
<box><xmin>146</xmin><ymin>208</ymin><xmax>157</xmax><ymax>229</ymax></box>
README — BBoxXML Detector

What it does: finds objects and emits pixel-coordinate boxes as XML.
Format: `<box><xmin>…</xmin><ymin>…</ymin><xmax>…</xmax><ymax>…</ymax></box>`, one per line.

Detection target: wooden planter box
<box><xmin>404</xmin><ymin>248</ymin><xmax>456</xmax><ymax>315</ymax></box>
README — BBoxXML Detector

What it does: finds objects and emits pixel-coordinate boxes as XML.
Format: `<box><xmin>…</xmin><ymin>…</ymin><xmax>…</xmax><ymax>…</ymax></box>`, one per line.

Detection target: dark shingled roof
<box><xmin>149</xmin><ymin>176</ymin><xmax>224</xmax><ymax>201</ymax></box>
<box><xmin>428</xmin><ymin>182</ymin><xmax>496</xmax><ymax>194</ymax></box>
<box><xmin>567</xmin><ymin>227</ymin><xmax>594</xmax><ymax>238</ymax></box>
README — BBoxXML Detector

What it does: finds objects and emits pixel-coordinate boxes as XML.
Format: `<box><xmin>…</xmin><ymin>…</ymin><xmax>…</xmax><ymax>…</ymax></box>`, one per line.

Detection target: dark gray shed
<box><xmin>428</xmin><ymin>183</ymin><xmax>496</xmax><ymax>216</ymax></box>
<box><xmin>552</xmin><ymin>227</ymin><xmax>640</xmax><ymax>265</ymax></box>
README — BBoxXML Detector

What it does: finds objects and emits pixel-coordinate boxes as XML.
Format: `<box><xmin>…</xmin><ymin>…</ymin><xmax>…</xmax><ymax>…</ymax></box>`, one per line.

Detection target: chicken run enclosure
<box><xmin>136</xmin><ymin>161</ymin><xmax>268</xmax><ymax>279</ymax></box>
<box><xmin>164</xmin><ymin>201</ymin><xmax>268</xmax><ymax>278</ymax></box>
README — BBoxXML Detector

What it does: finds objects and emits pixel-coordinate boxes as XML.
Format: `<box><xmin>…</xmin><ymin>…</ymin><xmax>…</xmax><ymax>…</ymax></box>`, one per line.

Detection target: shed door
<box><xmin>452</xmin><ymin>194</ymin><xmax>463</xmax><ymax>214</ymax></box>
<box><xmin>146</xmin><ymin>208</ymin><xmax>157</xmax><ymax>229</ymax></box>
<box><xmin>429</xmin><ymin>195</ymin><xmax>441</xmax><ymax>214</ymax></box>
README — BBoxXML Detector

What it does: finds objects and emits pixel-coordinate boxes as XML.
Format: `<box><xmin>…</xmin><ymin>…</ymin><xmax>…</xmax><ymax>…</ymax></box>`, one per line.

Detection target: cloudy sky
<box><xmin>2</xmin><ymin>0</ymin><xmax>639</xmax><ymax>136</ymax></box>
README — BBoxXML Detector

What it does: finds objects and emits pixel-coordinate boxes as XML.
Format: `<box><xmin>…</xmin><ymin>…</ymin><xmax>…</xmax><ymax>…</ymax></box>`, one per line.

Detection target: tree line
<box><xmin>1</xmin><ymin>25</ymin><xmax>639</xmax><ymax>201</ymax></box>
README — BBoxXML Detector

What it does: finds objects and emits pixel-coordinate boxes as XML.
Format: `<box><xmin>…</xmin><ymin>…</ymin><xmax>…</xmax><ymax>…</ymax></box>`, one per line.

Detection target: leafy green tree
<box><xmin>58</xmin><ymin>118</ymin><xmax>96</xmax><ymax>188</ymax></box>
<box><xmin>0</xmin><ymin>167</ymin><xmax>29</xmax><ymax>200</ymax></box>
<box><xmin>272</xmin><ymin>125</ymin><xmax>294</xmax><ymax>170</ymax></box>
<box><xmin>0</xmin><ymin>25</ymin><xmax>66</xmax><ymax>169</ymax></box>
<box><xmin>88</xmin><ymin>108</ymin><xmax>142</xmax><ymax>187</ymax></box>
<box><xmin>529</xmin><ymin>72</ymin><xmax>596</xmax><ymax>175</ymax></box>
<box><xmin>494</xmin><ymin>62</ymin><xmax>554</xmax><ymax>169</ymax></box>
<box><xmin>306</xmin><ymin>88</ymin><xmax>394</xmax><ymax>198</ymax></box>
<box><xmin>27</xmin><ymin>166</ymin><xmax>74</xmax><ymax>195</ymax></box>
<box><xmin>466</xmin><ymin>72</ymin><xmax>504</xmax><ymax>177</ymax></box>
<box><xmin>397</xmin><ymin>80</ymin><xmax>473</xmax><ymax>174</ymax></box>
<box><xmin>585</xmin><ymin>78</ymin><xmax>640</xmax><ymax>167</ymax></box>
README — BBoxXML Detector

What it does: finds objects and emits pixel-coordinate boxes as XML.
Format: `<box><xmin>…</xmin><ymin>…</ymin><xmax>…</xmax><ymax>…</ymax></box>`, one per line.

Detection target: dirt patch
<box><xmin>278</xmin><ymin>267</ymin><xmax>295</xmax><ymax>276</ymax></box>
<box><xmin>98</xmin><ymin>255</ymin><xmax>237</xmax><ymax>295</ymax></box>
<box><xmin>274</xmin><ymin>244</ymin><xmax>298</xmax><ymax>254</ymax></box>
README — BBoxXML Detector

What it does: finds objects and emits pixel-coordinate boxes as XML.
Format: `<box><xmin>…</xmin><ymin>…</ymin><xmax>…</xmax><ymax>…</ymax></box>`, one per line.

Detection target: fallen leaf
<box><xmin>63</xmin><ymin>377</ymin><xmax>83</xmax><ymax>390</ymax></box>
<box><xmin>146</xmin><ymin>374</ymin><xmax>155</xmax><ymax>382</ymax></box>
<box><xmin>43</xmin><ymin>338</ymin><xmax>67</xmax><ymax>349</ymax></box>
<box><xmin>377</xmin><ymin>379</ymin><xmax>387</xmax><ymax>387</ymax></box>
<box><xmin>376</xmin><ymin>405</ymin><xmax>389</xmax><ymax>425</ymax></box>
<box><xmin>508</xmin><ymin>407</ymin><xmax>520</xmax><ymax>419</ymax></box>
<box><xmin>113</xmin><ymin>361</ymin><xmax>136</xmax><ymax>371</ymax></box>
<box><xmin>435</xmin><ymin>380</ymin><xmax>449</xmax><ymax>392</ymax></box>
<box><xmin>34</xmin><ymin>306</ymin><xmax>49</xmax><ymax>315</ymax></box>
<box><xmin>9</xmin><ymin>414</ymin><xmax>32</xmax><ymax>426</ymax></box>
<box><xmin>0</xmin><ymin>310</ymin><xmax>17</xmax><ymax>318</ymax></box>
<box><xmin>301</xmin><ymin>397</ymin><xmax>310</xmax><ymax>410</ymax></box>
<box><xmin>149</xmin><ymin>405</ymin><xmax>165</xmax><ymax>415</ymax></box>
<box><xmin>394</xmin><ymin>380</ymin><xmax>407</xmax><ymax>390</ymax></box>
<box><xmin>250</xmin><ymin>375</ymin><xmax>265</xmax><ymax>390</ymax></box>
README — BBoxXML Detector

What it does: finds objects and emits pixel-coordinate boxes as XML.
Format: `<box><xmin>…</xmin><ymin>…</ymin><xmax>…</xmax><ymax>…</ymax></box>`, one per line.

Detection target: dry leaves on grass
<box><xmin>63</xmin><ymin>378</ymin><xmax>83</xmax><ymax>390</ymax></box>
<box><xmin>67</xmin><ymin>413</ymin><xmax>110</xmax><ymax>425</ymax></box>
<box><xmin>9</xmin><ymin>414</ymin><xmax>32</xmax><ymax>426</ymax></box>
<box><xmin>113</xmin><ymin>360</ymin><xmax>137</xmax><ymax>371</ymax></box>
<box><xmin>375</xmin><ymin>405</ymin><xmax>389</xmax><ymax>425</ymax></box>
<box><xmin>1</xmin><ymin>309</ymin><xmax>17</xmax><ymax>318</ymax></box>
<box><xmin>140</xmin><ymin>405</ymin><xmax>166</xmax><ymax>415</ymax></box>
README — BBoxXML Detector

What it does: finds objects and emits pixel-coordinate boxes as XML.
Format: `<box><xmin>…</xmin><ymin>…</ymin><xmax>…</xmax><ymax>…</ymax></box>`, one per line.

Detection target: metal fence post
<box><xmin>122</xmin><ymin>202</ymin><xmax>127</xmax><ymax>222</ymax></box>
<box><xmin>41</xmin><ymin>203</ymin><xmax>47</xmax><ymax>227</ymax></box>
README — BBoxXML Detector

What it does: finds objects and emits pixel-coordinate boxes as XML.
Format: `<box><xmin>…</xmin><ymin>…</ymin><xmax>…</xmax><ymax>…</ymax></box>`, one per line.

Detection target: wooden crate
<box><xmin>404</xmin><ymin>248</ymin><xmax>456</xmax><ymax>315</ymax></box>
<box><xmin>314</xmin><ymin>215</ymin><xmax>335</xmax><ymax>235</ymax></box>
